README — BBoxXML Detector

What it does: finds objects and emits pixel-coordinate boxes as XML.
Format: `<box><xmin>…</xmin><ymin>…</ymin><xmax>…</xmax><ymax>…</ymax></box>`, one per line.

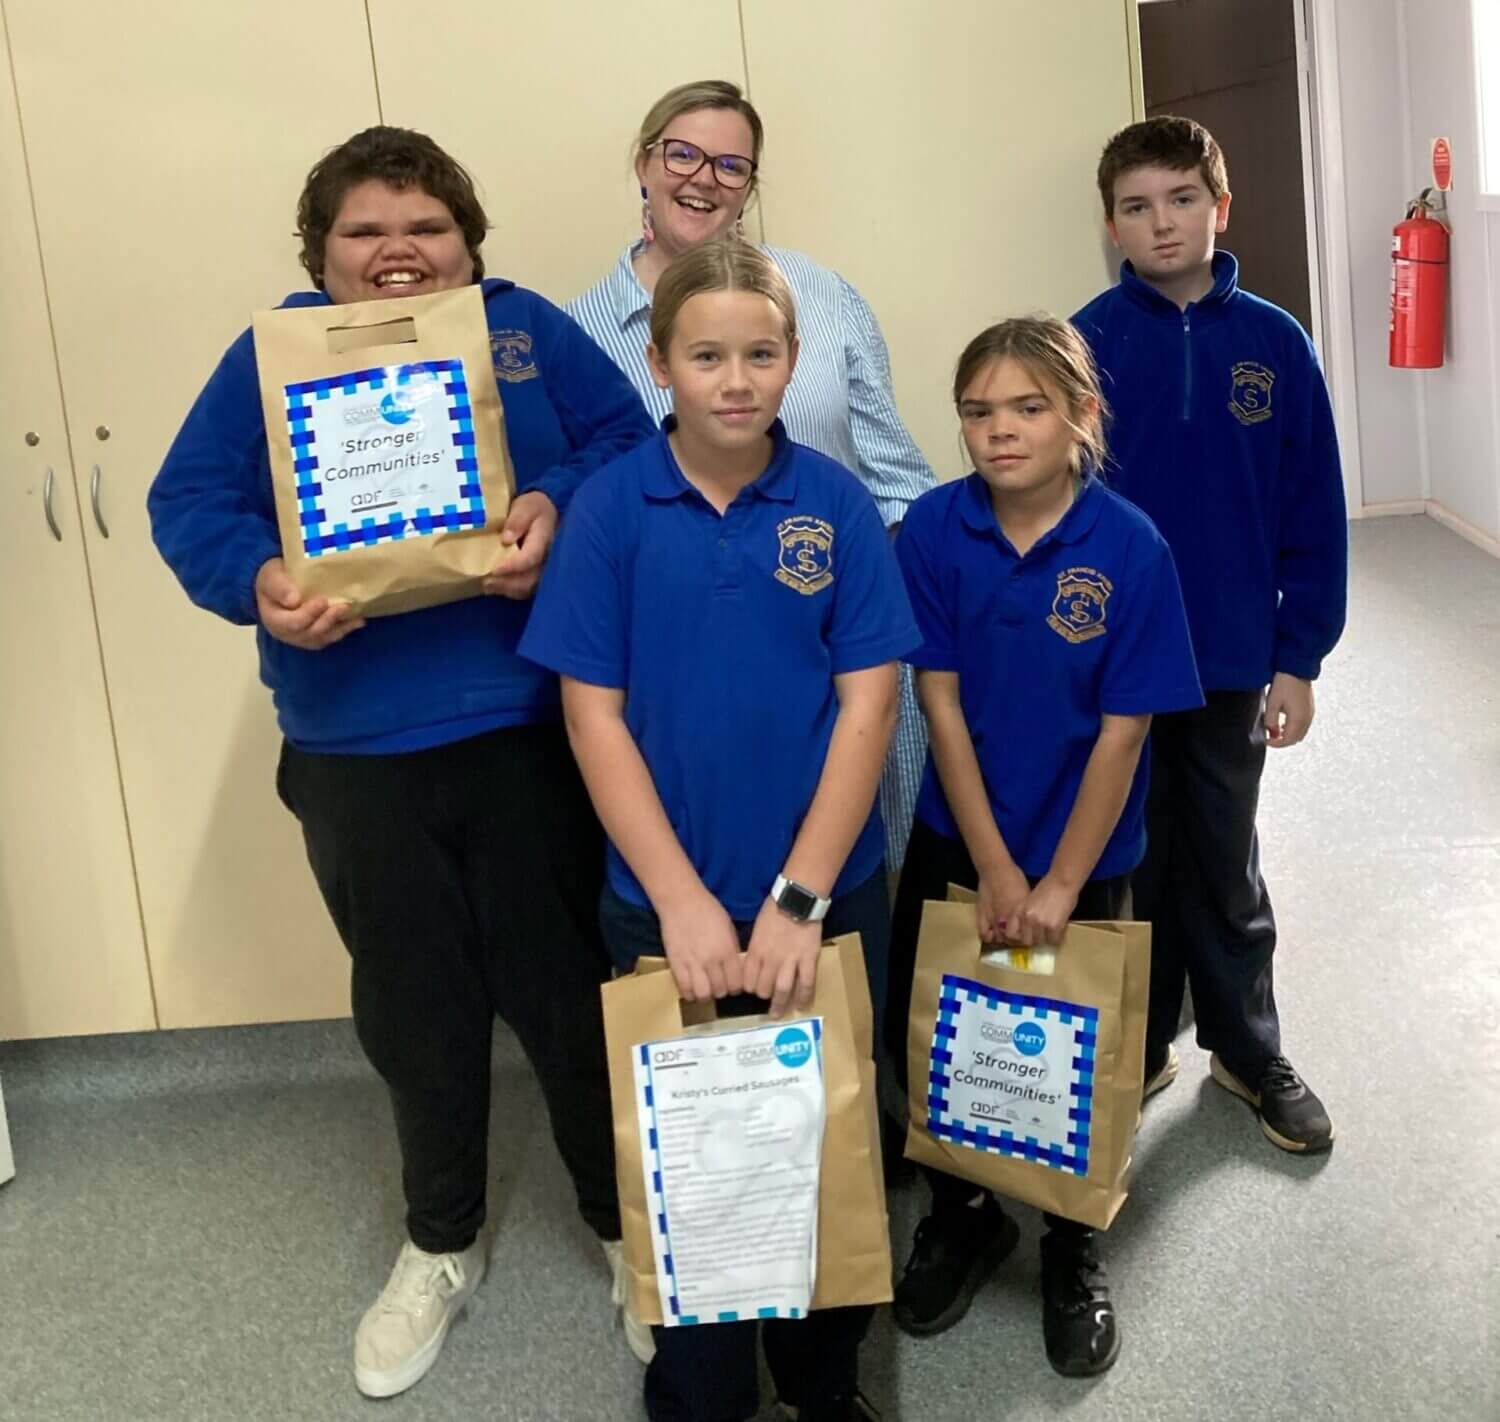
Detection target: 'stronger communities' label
<box><xmin>283</xmin><ymin>359</ymin><xmax>485</xmax><ymax>557</ymax></box>
<box><xmin>926</xmin><ymin>974</ymin><xmax>1098</xmax><ymax>1176</ymax></box>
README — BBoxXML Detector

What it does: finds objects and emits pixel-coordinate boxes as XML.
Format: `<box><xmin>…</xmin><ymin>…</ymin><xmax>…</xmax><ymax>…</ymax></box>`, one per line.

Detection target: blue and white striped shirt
<box><xmin>567</xmin><ymin>243</ymin><xmax>936</xmax><ymax>527</ymax></box>
<box><xmin>568</xmin><ymin>242</ymin><xmax>935</xmax><ymax>869</ymax></box>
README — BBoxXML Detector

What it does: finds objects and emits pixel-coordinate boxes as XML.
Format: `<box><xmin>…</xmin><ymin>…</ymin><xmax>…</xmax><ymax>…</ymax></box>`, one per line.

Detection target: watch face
<box><xmin>778</xmin><ymin>882</ymin><xmax>819</xmax><ymax>920</ymax></box>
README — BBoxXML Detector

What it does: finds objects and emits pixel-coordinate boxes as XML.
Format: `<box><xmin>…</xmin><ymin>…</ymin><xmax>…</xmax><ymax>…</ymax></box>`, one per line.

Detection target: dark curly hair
<box><xmin>296</xmin><ymin>126</ymin><xmax>490</xmax><ymax>288</ymax></box>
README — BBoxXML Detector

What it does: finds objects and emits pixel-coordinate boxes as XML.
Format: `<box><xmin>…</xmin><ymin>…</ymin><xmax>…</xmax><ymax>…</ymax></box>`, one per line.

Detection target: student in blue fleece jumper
<box><xmin>148</xmin><ymin>127</ymin><xmax>654</xmax><ymax>1401</ymax></box>
<box><xmin>1072</xmin><ymin>115</ymin><xmax>1347</xmax><ymax>1154</ymax></box>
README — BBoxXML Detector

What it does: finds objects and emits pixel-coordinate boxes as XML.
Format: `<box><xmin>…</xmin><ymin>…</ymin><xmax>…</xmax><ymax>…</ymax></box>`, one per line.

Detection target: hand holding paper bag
<box><xmin>254</xmin><ymin>556</ymin><xmax>365</xmax><ymax>649</ymax></box>
<box><xmin>976</xmin><ymin>861</ymin><xmax>1030</xmax><ymax>943</ymax></box>
<box><xmin>481</xmin><ymin>490</ymin><xmax>556</xmax><ymax>600</ymax></box>
<box><xmin>1006</xmin><ymin>874</ymin><xmax>1082</xmax><ymax>947</ymax></box>
<box><xmin>658</xmin><ymin>891</ymin><xmax>745</xmax><ymax>1003</ymax></box>
<box><xmin>743</xmin><ymin>900</ymin><xmax>822</xmax><ymax>1016</ymax></box>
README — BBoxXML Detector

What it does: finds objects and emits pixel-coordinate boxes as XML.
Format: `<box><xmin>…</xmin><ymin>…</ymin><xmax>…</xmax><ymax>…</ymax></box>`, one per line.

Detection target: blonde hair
<box><xmin>953</xmin><ymin>316</ymin><xmax>1110</xmax><ymax>476</ymax></box>
<box><xmin>649</xmin><ymin>238</ymin><xmax>797</xmax><ymax>354</ymax></box>
<box><xmin>635</xmin><ymin>79</ymin><xmax>764</xmax><ymax>185</ymax></box>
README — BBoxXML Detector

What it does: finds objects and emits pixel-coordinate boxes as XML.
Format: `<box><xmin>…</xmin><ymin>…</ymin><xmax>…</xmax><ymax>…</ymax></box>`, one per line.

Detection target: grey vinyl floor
<box><xmin>1</xmin><ymin>514</ymin><xmax>1496</xmax><ymax>1421</ymax></box>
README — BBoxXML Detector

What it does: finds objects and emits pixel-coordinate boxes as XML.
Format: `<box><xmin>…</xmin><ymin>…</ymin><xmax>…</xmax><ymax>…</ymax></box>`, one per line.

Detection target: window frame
<box><xmin>1474</xmin><ymin>0</ymin><xmax>1500</xmax><ymax>209</ymax></box>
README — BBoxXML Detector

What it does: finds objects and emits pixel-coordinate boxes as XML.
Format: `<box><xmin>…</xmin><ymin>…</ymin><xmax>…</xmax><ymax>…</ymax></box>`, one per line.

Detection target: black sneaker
<box><xmin>891</xmin><ymin>1196</ymin><xmax>1020</xmax><ymax>1336</ymax></box>
<box><xmin>1040</xmin><ymin>1227</ymin><xmax>1119</xmax><ymax>1377</ymax></box>
<box><xmin>1210</xmin><ymin>1053</ymin><xmax>1335</xmax><ymax>1153</ymax></box>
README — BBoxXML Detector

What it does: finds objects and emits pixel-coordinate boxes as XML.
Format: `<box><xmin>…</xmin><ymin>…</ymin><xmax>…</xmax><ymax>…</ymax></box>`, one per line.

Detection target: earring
<box><xmin>734</xmin><ymin>217</ymin><xmax>746</xmax><ymax>240</ymax></box>
<box><xmin>640</xmin><ymin>185</ymin><xmax>655</xmax><ymax>245</ymax></box>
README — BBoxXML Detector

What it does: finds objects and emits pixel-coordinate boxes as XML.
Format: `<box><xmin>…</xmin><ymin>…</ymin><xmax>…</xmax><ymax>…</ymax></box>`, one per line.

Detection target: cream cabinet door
<box><xmin>740</xmin><ymin>0</ymin><xmax>1137</xmax><ymax>475</ymax></box>
<box><xmin>0</xmin><ymin>24</ymin><xmax>155</xmax><ymax>1040</ymax></box>
<box><xmin>4</xmin><ymin>0</ymin><xmax>380</xmax><ymax>1029</ymax></box>
<box><xmin>368</xmin><ymin>0</ymin><xmax>750</xmax><ymax>304</ymax></box>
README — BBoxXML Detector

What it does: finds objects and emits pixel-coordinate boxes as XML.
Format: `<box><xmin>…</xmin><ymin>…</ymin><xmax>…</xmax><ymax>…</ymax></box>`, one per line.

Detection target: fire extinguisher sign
<box><xmin>1432</xmin><ymin>137</ymin><xmax>1453</xmax><ymax>192</ymax></box>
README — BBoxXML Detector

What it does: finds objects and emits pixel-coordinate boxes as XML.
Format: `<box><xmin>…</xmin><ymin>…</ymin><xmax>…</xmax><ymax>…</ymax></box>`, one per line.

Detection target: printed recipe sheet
<box><xmin>633</xmin><ymin>1018</ymin><xmax>825</xmax><ymax>1326</ymax></box>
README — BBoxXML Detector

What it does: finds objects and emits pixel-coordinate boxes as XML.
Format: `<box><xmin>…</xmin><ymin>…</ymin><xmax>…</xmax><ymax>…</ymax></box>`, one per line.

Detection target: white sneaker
<box><xmin>601</xmin><ymin>1239</ymin><xmax>656</xmax><ymax>1364</ymax></box>
<box><xmin>353</xmin><ymin>1237</ymin><xmax>486</xmax><ymax>1398</ymax></box>
<box><xmin>1143</xmin><ymin>1043</ymin><xmax>1180</xmax><ymax>1101</ymax></box>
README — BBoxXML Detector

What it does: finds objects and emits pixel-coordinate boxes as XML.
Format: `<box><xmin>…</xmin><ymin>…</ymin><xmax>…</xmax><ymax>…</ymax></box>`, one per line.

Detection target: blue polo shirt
<box><xmin>896</xmin><ymin>474</ymin><xmax>1203</xmax><ymax>880</ymax></box>
<box><xmin>522</xmin><ymin>420</ymin><xmax>920</xmax><ymax>918</ymax></box>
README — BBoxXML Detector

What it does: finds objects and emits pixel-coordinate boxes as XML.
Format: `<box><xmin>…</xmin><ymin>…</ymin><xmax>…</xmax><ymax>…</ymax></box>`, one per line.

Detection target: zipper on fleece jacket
<box><xmin>1181</xmin><ymin>312</ymin><xmax>1193</xmax><ymax>421</ymax></box>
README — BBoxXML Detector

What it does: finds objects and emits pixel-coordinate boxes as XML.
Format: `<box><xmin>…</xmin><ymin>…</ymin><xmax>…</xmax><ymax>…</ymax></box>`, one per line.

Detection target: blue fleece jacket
<box><xmin>1071</xmin><ymin>253</ymin><xmax>1347</xmax><ymax>688</ymax></box>
<box><xmin>148</xmin><ymin>278</ymin><xmax>654</xmax><ymax>752</ymax></box>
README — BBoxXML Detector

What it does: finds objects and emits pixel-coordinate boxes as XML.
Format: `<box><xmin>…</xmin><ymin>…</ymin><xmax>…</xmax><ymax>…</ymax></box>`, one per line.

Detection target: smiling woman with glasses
<box><xmin>568</xmin><ymin>81</ymin><xmax>936</xmax><ymax>907</ymax></box>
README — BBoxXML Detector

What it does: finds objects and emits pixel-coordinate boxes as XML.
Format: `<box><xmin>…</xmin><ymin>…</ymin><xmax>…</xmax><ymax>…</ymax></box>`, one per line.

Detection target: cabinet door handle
<box><xmin>90</xmin><ymin>463</ymin><xmax>110</xmax><ymax>538</ymax></box>
<box><xmin>43</xmin><ymin>466</ymin><xmax>61</xmax><ymax>541</ymax></box>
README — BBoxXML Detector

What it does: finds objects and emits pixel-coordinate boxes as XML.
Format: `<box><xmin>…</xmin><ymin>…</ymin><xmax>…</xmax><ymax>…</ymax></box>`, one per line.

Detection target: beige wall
<box><xmin>372</xmin><ymin>0</ymin><xmax>1139</xmax><ymax>480</ymax></box>
<box><xmin>742</xmin><ymin>0</ymin><xmax>1138</xmax><ymax>475</ymax></box>
<box><xmin>0</xmin><ymin>0</ymin><xmax>1140</xmax><ymax>1037</ymax></box>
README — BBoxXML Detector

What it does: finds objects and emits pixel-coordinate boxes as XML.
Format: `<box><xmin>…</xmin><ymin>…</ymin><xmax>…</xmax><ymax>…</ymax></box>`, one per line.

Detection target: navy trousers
<box><xmin>1133</xmin><ymin>689</ymin><xmax>1282</xmax><ymax>1080</ymax></box>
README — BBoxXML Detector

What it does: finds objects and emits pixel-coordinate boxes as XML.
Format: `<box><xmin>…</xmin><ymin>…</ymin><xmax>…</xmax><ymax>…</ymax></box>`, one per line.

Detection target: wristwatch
<box><xmin>770</xmin><ymin>874</ymin><xmax>832</xmax><ymax>924</ymax></box>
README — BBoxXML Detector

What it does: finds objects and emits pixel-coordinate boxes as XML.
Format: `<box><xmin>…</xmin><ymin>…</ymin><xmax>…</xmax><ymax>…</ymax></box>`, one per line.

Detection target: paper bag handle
<box><xmin>628</xmin><ymin>956</ymin><xmax>720</xmax><ymax>1027</ymax></box>
<box><xmin>944</xmin><ymin>883</ymin><xmax>1056</xmax><ymax>974</ymax></box>
<box><xmin>326</xmin><ymin>316</ymin><xmax>419</xmax><ymax>355</ymax></box>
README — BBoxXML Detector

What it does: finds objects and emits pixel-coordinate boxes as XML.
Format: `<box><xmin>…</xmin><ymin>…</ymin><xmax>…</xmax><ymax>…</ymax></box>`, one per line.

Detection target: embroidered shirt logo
<box><xmin>1047</xmin><ymin>567</ymin><xmax>1113</xmax><ymax>643</ymax></box>
<box><xmin>1229</xmin><ymin>360</ymin><xmax>1275</xmax><ymax>425</ymax></box>
<box><xmin>490</xmin><ymin>330</ymin><xmax>538</xmax><ymax>382</ymax></box>
<box><xmin>774</xmin><ymin>515</ymin><xmax>835</xmax><ymax>595</ymax></box>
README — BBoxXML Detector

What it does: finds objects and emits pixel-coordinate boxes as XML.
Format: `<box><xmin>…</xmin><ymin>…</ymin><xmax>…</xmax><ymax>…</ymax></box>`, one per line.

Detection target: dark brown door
<box><xmin>1138</xmin><ymin>0</ymin><xmax>1314</xmax><ymax>333</ymax></box>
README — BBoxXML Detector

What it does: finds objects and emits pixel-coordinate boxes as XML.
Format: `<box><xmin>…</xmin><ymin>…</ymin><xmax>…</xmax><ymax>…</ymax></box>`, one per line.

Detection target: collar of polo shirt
<box><xmin>641</xmin><ymin>417</ymin><xmax>800</xmax><ymax>503</ymax></box>
<box><xmin>959</xmin><ymin>472</ymin><xmax>1107</xmax><ymax>549</ymax></box>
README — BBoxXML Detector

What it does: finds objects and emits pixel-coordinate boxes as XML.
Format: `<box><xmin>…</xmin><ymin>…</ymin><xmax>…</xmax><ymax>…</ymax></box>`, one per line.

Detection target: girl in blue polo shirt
<box><xmin>522</xmin><ymin>238</ymin><xmax>917</xmax><ymax>1422</ymax></box>
<box><xmin>886</xmin><ymin>317</ymin><xmax>1201</xmax><ymax>1377</ymax></box>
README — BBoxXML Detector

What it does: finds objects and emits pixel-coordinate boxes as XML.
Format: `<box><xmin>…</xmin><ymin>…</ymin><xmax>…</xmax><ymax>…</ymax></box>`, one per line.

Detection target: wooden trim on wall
<box><xmin>1125</xmin><ymin>0</ymin><xmax>1146</xmax><ymax>121</ymax></box>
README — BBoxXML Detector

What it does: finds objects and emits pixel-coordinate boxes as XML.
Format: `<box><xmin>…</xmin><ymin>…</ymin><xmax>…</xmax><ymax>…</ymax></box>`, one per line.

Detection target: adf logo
<box><xmin>1047</xmin><ymin>566</ymin><xmax>1113</xmax><ymax>644</ymax></box>
<box><xmin>774</xmin><ymin>515</ymin><xmax>835</xmax><ymax>595</ymax></box>
<box><xmin>1229</xmin><ymin>360</ymin><xmax>1275</xmax><ymax>426</ymax></box>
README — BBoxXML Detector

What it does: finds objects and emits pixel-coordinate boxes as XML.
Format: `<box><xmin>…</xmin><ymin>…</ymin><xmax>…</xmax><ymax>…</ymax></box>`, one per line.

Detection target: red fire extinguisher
<box><xmin>1389</xmin><ymin>189</ymin><xmax>1449</xmax><ymax>369</ymax></box>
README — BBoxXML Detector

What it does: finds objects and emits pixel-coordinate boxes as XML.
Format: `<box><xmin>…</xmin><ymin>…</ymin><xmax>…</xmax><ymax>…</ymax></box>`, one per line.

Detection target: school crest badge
<box><xmin>1047</xmin><ymin>566</ymin><xmax>1113</xmax><ymax>643</ymax></box>
<box><xmin>1228</xmin><ymin>360</ymin><xmax>1275</xmax><ymax>426</ymax></box>
<box><xmin>775</xmin><ymin>515</ymin><xmax>835</xmax><ymax>595</ymax></box>
<box><xmin>490</xmin><ymin>329</ymin><xmax>538</xmax><ymax>382</ymax></box>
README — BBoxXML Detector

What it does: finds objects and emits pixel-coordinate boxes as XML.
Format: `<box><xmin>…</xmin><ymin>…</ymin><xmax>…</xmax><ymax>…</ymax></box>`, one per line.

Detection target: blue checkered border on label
<box><xmin>638</xmin><ymin>1021</ymin><xmax>820</xmax><ymax>1326</ymax></box>
<box><xmin>283</xmin><ymin>359</ymin><xmax>485</xmax><ymax>558</ymax></box>
<box><xmin>925</xmin><ymin>972</ymin><xmax>1098</xmax><ymax>1176</ymax></box>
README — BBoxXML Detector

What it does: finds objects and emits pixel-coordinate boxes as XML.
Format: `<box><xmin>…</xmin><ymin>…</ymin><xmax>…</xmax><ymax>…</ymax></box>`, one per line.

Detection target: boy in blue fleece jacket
<box><xmin>149</xmin><ymin>128</ymin><xmax>655</xmax><ymax>1400</ymax></box>
<box><xmin>1071</xmin><ymin>116</ymin><xmax>1346</xmax><ymax>1153</ymax></box>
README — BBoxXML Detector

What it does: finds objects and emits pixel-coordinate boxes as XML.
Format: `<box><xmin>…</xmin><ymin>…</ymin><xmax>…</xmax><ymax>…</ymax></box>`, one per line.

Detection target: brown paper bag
<box><xmin>254</xmin><ymin>284</ymin><xmax>514</xmax><ymax>618</ymax></box>
<box><xmin>905</xmin><ymin>896</ymin><xmax>1151</xmax><ymax>1229</ymax></box>
<box><xmin>603</xmin><ymin>935</ymin><xmax>893</xmax><ymax>1324</ymax></box>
